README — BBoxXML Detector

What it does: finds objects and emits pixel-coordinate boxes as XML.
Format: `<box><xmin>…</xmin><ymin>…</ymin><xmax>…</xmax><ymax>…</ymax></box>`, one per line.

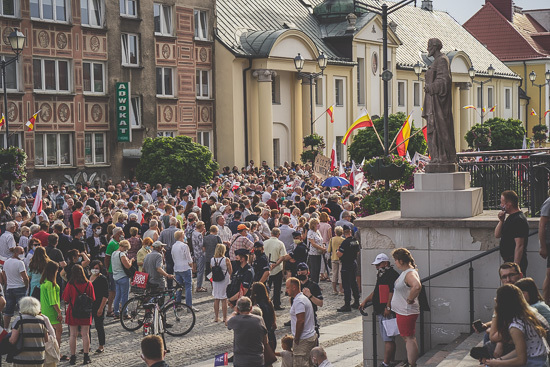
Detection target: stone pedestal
<box><xmin>401</xmin><ymin>172</ymin><xmax>483</xmax><ymax>218</ymax></box>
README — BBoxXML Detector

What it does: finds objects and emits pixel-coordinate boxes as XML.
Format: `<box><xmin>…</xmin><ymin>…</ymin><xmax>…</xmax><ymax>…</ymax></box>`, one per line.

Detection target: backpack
<box><xmin>72</xmin><ymin>283</ymin><xmax>93</xmax><ymax>319</ymax></box>
<box><xmin>211</xmin><ymin>257</ymin><xmax>226</xmax><ymax>282</ymax></box>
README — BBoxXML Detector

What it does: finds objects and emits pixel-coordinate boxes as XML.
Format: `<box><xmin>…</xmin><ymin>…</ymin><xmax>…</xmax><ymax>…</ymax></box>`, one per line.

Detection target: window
<box><xmin>357</xmin><ymin>57</ymin><xmax>365</xmax><ymax>105</ymax></box>
<box><xmin>130</xmin><ymin>96</ymin><xmax>142</xmax><ymax>128</ymax></box>
<box><xmin>194</xmin><ymin>9</ymin><xmax>208</xmax><ymax>40</ymax></box>
<box><xmin>156</xmin><ymin>67</ymin><xmax>173</xmax><ymax>96</ymax></box>
<box><xmin>1</xmin><ymin>0</ymin><xmax>18</xmax><ymax>16</ymax></box>
<box><xmin>33</xmin><ymin>59</ymin><xmax>70</xmax><ymax>92</ymax></box>
<box><xmin>505</xmin><ymin>88</ymin><xmax>511</xmax><ymax>109</ymax></box>
<box><xmin>335</xmin><ymin>79</ymin><xmax>344</xmax><ymax>106</ymax></box>
<box><xmin>273</xmin><ymin>139</ymin><xmax>280</xmax><ymax>167</ymax></box>
<box><xmin>315</xmin><ymin>77</ymin><xmax>323</xmax><ymax>106</ymax></box>
<box><xmin>413</xmin><ymin>82</ymin><xmax>421</xmax><ymax>107</ymax></box>
<box><xmin>84</xmin><ymin>133</ymin><xmax>105</xmax><ymax>164</ymax></box>
<box><xmin>0</xmin><ymin>55</ymin><xmax>17</xmax><ymax>91</ymax></box>
<box><xmin>119</xmin><ymin>0</ymin><xmax>136</xmax><ymax>17</ymax></box>
<box><xmin>83</xmin><ymin>61</ymin><xmax>104</xmax><ymax>93</ymax></box>
<box><xmin>272</xmin><ymin>75</ymin><xmax>280</xmax><ymax>104</ymax></box>
<box><xmin>154</xmin><ymin>3</ymin><xmax>172</xmax><ymax>36</ymax></box>
<box><xmin>487</xmin><ymin>87</ymin><xmax>494</xmax><ymax>109</ymax></box>
<box><xmin>197</xmin><ymin>131</ymin><xmax>212</xmax><ymax>151</ymax></box>
<box><xmin>81</xmin><ymin>0</ymin><xmax>103</xmax><ymax>27</ymax></box>
<box><xmin>397</xmin><ymin>81</ymin><xmax>406</xmax><ymax>107</ymax></box>
<box><xmin>30</xmin><ymin>0</ymin><xmax>68</xmax><ymax>22</ymax></box>
<box><xmin>0</xmin><ymin>133</ymin><xmax>21</xmax><ymax>149</ymax></box>
<box><xmin>336</xmin><ymin>136</ymin><xmax>344</xmax><ymax>161</ymax></box>
<box><xmin>157</xmin><ymin>131</ymin><xmax>175</xmax><ymax>137</ymax></box>
<box><xmin>477</xmin><ymin>87</ymin><xmax>482</xmax><ymax>108</ymax></box>
<box><xmin>35</xmin><ymin>133</ymin><xmax>73</xmax><ymax>167</ymax></box>
<box><xmin>196</xmin><ymin>70</ymin><xmax>210</xmax><ymax>98</ymax></box>
<box><xmin>121</xmin><ymin>33</ymin><xmax>139</xmax><ymax>66</ymax></box>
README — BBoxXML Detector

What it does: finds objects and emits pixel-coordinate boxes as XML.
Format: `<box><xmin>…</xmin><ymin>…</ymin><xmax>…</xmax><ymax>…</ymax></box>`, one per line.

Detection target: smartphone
<box><xmin>473</xmin><ymin>319</ymin><xmax>487</xmax><ymax>331</ymax></box>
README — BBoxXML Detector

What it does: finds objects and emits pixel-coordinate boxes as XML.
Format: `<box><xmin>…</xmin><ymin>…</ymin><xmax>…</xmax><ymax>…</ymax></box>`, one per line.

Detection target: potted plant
<box><xmin>364</xmin><ymin>154</ymin><xmax>406</xmax><ymax>181</ymax></box>
<box><xmin>532</xmin><ymin>124</ymin><xmax>548</xmax><ymax>147</ymax></box>
<box><xmin>301</xmin><ymin>134</ymin><xmax>325</xmax><ymax>164</ymax></box>
<box><xmin>471</xmin><ymin>125</ymin><xmax>492</xmax><ymax>150</ymax></box>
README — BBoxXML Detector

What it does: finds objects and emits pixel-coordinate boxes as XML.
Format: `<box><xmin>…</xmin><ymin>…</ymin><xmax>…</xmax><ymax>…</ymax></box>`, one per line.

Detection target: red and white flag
<box><xmin>195</xmin><ymin>190</ymin><xmax>202</xmax><ymax>208</ymax></box>
<box><xmin>330</xmin><ymin>140</ymin><xmax>337</xmax><ymax>171</ymax></box>
<box><xmin>32</xmin><ymin>179</ymin><xmax>43</xmax><ymax>215</ymax></box>
<box><xmin>339</xmin><ymin>162</ymin><xmax>347</xmax><ymax>178</ymax></box>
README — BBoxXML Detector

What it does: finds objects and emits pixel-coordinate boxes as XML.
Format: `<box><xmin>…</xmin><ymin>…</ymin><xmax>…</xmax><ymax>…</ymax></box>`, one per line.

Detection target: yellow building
<box><xmin>215</xmin><ymin>0</ymin><xmax>521</xmax><ymax>168</ymax></box>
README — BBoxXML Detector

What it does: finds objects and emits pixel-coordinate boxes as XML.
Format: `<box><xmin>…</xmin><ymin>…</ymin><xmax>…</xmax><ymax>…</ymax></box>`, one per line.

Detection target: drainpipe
<box><xmin>243</xmin><ymin>58</ymin><xmax>253</xmax><ymax>164</ymax></box>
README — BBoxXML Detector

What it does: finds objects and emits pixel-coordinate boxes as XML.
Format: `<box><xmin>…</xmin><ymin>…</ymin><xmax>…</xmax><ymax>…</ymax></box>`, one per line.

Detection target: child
<box><xmin>19</xmin><ymin>226</ymin><xmax>30</xmax><ymax>251</ymax></box>
<box><xmin>275</xmin><ymin>334</ymin><xmax>293</xmax><ymax>367</ymax></box>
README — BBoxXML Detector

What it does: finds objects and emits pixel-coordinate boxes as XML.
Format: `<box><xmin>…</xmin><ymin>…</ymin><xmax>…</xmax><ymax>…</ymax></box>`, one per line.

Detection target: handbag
<box><xmin>44</xmin><ymin>328</ymin><xmax>60</xmax><ymax>363</ymax></box>
<box><xmin>119</xmin><ymin>252</ymin><xmax>136</xmax><ymax>279</ymax></box>
<box><xmin>382</xmin><ymin>317</ymin><xmax>400</xmax><ymax>337</ymax></box>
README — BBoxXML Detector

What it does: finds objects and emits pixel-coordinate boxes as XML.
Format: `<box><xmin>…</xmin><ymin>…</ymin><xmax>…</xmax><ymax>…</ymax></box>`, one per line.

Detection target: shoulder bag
<box><xmin>119</xmin><ymin>252</ymin><xmax>136</xmax><ymax>279</ymax></box>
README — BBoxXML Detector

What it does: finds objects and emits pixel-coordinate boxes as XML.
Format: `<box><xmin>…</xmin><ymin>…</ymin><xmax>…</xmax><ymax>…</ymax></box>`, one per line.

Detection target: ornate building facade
<box><xmin>0</xmin><ymin>0</ymin><xmax>215</xmax><ymax>185</ymax></box>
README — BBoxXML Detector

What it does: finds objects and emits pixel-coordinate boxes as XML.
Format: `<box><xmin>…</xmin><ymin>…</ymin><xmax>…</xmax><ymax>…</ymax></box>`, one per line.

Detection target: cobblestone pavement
<box><xmin>55</xmin><ymin>279</ymin><xmax>364</xmax><ymax>366</ymax></box>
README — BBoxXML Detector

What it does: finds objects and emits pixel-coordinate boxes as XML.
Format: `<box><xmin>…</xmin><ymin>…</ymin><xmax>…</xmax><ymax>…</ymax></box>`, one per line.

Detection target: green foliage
<box><xmin>532</xmin><ymin>124</ymin><xmax>548</xmax><ymax>147</ymax></box>
<box><xmin>301</xmin><ymin>133</ymin><xmax>325</xmax><ymax>164</ymax></box>
<box><xmin>348</xmin><ymin>112</ymin><xmax>427</xmax><ymax>161</ymax></box>
<box><xmin>363</xmin><ymin>154</ymin><xmax>417</xmax><ymax>188</ymax></box>
<box><xmin>136</xmin><ymin>135</ymin><xmax>218</xmax><ymax>187</ymax></box>
<box><xmin>360</xmin><ymin>186</ymin><xmax>401</xmax><ymax>216</ymax></box>
<box><xmin>465</xmin><ymin>118</ymin><xmax>525</xmax><ymax>151</ymax></box>
<box><xmin>469</xmin><ymin>125</ymin><xmax>492</xmax><ymax>149</ymax></box>
<box><xmin>0</xmin><ymin>147</ymin><xmax>27</xmax><ymax>183</ymax></box>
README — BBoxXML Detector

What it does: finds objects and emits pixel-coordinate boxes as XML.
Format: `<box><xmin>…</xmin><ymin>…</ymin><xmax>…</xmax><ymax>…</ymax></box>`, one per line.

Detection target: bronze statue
<box><xmin>422</xmin><ymin>38</ymin><xmax>457</xmax><ymax>172</ymax></box>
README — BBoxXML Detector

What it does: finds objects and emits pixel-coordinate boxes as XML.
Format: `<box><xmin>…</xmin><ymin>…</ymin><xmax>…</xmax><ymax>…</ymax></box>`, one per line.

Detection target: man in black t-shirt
<box><xmin>270</xmin><ymin>232</ymin><xmax>307</xmax><ymax>277</ymax></box>
<box><xmin>360</xmin><ymin>253</ymin><xmax>400</xmax><ymax>367</ymax></box>
<box><xmin>337</xmin><ymin>225</ymin><xmax>360</xmax><ymax>312</ymax></box>
<box><xmin>495</xmin><ymin>190</ymin><xmax>529</xmax><ymax>274</ymax></box>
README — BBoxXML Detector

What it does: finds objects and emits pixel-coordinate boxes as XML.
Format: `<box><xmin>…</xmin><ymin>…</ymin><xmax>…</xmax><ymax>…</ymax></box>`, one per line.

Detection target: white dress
<box><xmin>210</xmin><ymin>256</ymin><xmax>230</xmax><ymax>299</ymax></box>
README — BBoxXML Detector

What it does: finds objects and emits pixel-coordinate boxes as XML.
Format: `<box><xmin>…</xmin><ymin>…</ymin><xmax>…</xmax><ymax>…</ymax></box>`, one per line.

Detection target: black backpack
<box><xmin>72</xmin><ymin>283</ymin><xmax>93</xmax><ymax>319</ymax></box>
<box><xmin>211</xmin><ymin>257</ymin><xmax>226</xmax><ymax>282</ymax></box>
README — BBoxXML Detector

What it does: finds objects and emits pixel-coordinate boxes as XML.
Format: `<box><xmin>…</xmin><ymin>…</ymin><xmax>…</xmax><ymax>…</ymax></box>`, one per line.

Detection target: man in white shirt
<box><xmin>262</xmin><ymin>186</ymin><xmax>272</xmax><ymax>203</ymax></box>
<box><xmin>0</xmin><ymin>221</ymin><xmax>17</xmax><ymax>262</ymax></box>
<box><xmin>171</xmin><ymin>230</ymin><xmax>197</xmax><ymax>311</ymax></box>
<box><xmin>258</xmin><ymin>210</ymin><xmax>271</xmax><ymax>240</ymax></box>
<box><xmin>286</xmin><ymin>277</ymin><xmax>317</xmax><ymax>367</ymax></box>
<box><xmin>1</xmin><ymin>246</ymin><xmax>28</xmax><ymax>327</ymax></box>
<box><xmin>216</xmin><ymin>215</ymin><xmax>232</xmax><ymax>246</ymax></box>
<box><xmin>263</xmin><ymin>228</ymin><xmax>287</xmax><ymax>310</ymax></box>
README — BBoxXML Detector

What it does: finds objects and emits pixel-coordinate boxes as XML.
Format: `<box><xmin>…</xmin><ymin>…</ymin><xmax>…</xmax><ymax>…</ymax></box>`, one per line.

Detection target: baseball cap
<box><xmin>292</xmin><ymin>231</ymin><xmax>302</xmax><ymax>238</ymax></box>
<box><xmin>297</xmin><ymin>263</ymin><xmax>309</xmax><ymax>272</ymax></box>
<box><xmin>342</xmin><ymin>225</ymin><xmax>352</xmax><ymax>232</ymax></box>
<box><xmin>235</xmin><ymin>248</ymin><xmax>249</xmax><ymax>256</ymax></box>
<box><xmin>253</xmin><ymin>241</ymin><xmax>264</xmax><ymax>248</ymax></box>
<box><xmin>152</xmin><ymin>241</ymin><xmax>166</xmax><ymax>248</ymax></box>
<box><xmin>371</xmin><ymin>253</ymin><xmax>390</xmax><ymax>265</ymax></box>
<box><xmin>237</xmin><ymin>224</ymin><xmax>248</xmax><ymax>231</ymax></box>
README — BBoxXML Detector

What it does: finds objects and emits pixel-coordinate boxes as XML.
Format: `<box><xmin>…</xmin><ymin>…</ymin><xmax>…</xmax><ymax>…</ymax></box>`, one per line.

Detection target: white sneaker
<box><xmin>191</xmin><ymin>306</ymin><xmax>199</xmax><ymax>312</ymax></box>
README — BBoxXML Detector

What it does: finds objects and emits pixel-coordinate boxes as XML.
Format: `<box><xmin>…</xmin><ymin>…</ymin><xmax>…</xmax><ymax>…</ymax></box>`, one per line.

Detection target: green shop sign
<box><xmin>116</xmin><ymin>82</ymin><xmax>131</xmax><ymax>142</ymax></box>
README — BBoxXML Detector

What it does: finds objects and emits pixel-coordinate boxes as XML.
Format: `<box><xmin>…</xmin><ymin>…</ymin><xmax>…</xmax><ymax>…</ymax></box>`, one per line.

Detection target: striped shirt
<box><xmin>11</xmin><ymin>314</ymin><xmax>47</xmax><ymax>365</ymax></box>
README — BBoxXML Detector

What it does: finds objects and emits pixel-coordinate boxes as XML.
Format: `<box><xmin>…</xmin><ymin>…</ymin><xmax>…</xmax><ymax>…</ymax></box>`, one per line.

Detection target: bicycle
<box><xmin>120</xmin><ymin>282</ymin><xmax>196</xmax><ymax>337</ymax></box>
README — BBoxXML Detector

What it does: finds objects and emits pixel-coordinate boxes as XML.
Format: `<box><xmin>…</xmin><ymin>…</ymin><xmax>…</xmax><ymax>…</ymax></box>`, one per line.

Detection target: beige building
<box><xmin>215</xmin><ymin>0</ymin><xmax>521</xmax><ymax>169</ymax></box>
<box><xmin>0</xmin><ymin>0</ymin><xmax>215</xmax><ymax>185</ymax></box>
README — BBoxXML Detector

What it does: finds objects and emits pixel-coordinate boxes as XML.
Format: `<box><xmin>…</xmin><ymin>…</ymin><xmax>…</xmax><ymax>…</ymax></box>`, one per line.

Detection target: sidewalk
<box><xmin>187</xmin><ymin>316</ymin><xmax>363</xmax><ymax>367</ymax></box>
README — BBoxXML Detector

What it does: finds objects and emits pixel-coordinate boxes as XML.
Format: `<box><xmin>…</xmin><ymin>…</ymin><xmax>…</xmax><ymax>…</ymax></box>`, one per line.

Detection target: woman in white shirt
<box><xmin>210</xmin><ymin>244</ymin><xmax>232</xmax><ymax>322</ymax></box>
<box><xmin>484</xmin><ymin>284</ymin><xmax>549</xmax><ymax>367</ymax></box>
<box><xmin>306</xmin><ymin>218</ymin><xmax>326</xmax><ymax>283</ymax></box>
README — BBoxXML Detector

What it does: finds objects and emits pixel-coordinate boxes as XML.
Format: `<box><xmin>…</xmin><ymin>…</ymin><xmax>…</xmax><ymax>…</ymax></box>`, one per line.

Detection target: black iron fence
<box><xmin>457</xmin><ymin>149</ymin><xmax>550</xmax><ymax>215</ymax></box>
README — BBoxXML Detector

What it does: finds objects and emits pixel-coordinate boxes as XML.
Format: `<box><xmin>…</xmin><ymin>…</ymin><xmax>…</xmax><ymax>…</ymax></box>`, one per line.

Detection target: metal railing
<box><xmin>362</xmin><ymin>230</ymin><xmax>537</xmax><ymax>366</ymax></box>
<box><xmin>457</xmin><ymin>149</ymin><xmax>550</xmax><ymax>213</ymax></box>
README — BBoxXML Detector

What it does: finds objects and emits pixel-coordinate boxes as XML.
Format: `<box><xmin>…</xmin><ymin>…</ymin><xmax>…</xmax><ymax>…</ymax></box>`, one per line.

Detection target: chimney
<box><xmin>486</xmin><ymin>0</ymin><xmax>513</xmax><ymax>22</ymax></box>
<box><xmin>421</xmin><ymin>0</ymin><xmax>433</xmax><ymax>11</ymax></box>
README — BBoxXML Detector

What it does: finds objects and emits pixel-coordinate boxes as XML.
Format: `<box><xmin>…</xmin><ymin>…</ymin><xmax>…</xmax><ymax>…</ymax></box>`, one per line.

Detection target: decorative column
<box><xmin>301</xmin><ymin>76</ymin><xmax>315</xmax><ymax>138</ymax></box>
<box><xmin>249</xmin><ymin>74</ymin><xmax>261</xmax><ymax>164</ymax></box>
<box><xmin>453</xmin><ymin>84</ymin><xmax>461</xmax><ymax>153</ymax></box>
<box><xmin>253</xmin><ymin>69</ymin><xmax>276</xmax><ymax>168</ymax></box>
<box><xmin>293</xmin><ymin>75</ymin><xmax>303</xmax><ymax>162</ymax></box>
<box><xmin>458</xmin><ymin>82</ymin><xmax>471</xmax><ymax>151</ymax></box>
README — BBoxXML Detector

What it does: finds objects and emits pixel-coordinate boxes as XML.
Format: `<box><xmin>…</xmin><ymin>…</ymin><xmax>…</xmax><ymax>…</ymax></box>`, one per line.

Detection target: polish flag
<box><xmin>330</xmin><ymin>140</ymin><xmax>337</xmax><ymax>171</ymax></box>
<box><xmin>32</xmin><ymin>179</ymin><xmax>43</xmax><ymax>215</ymax></box>
<box><xmin>339</xmin><ymin>162</ymin><xmax>347</xmax><ymax>178</ymax></box>
<box><xmin>195</xmin><ymin>191</ymin><xmax>202</xmax><ymax>208</ymax></box>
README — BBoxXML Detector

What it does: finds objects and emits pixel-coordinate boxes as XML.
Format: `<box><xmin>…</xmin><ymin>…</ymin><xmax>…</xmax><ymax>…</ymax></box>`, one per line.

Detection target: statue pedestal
<box><xmin>400</xmin><ymin>172</ymin><xmax>483</xmax><ymax>218</ymax></box>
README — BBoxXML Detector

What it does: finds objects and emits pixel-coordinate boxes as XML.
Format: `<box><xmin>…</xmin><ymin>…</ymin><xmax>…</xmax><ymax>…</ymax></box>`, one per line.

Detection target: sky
<box><xmin>434</xmin><ymin>0</ymin><xmax>549</xmax><ymax>24</ymax></box>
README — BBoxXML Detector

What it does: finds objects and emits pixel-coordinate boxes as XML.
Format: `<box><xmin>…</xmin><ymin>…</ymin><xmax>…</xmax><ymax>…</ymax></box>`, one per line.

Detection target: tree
<box><xmin>465</xmin><ymin>117</ymin><xmax>525</xmax><ymax>151</ymax></box>
<box><xmin>348</xmin><ymin>112</ymin><xmax>427</xmax><ymax>162</ymax></box>
<box><xmin>136</xmin><ymin>135</ymin><xmax>218</xmax><ymax>187</ymax></box>
<box><xmin>300</xmin><ymin>133</ymin><xmax>325</xmax><ymax>164</ymax></box>
<box><xmin>0</xmin><ymin>147</ymin><xmax>27</xmax><ymax>184</ymax></box>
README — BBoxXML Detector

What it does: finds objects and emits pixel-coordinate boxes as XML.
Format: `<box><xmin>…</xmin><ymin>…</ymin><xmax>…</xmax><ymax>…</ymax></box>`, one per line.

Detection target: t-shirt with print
<box><xmin>509</xmin><ymin>317</ymin><xmax>548</xmax><ymax>358</ymax></box>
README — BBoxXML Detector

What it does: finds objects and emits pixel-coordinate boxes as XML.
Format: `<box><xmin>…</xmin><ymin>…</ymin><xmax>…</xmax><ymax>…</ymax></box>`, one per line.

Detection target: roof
<box><xmin>215</xmin><ymin>0</ymin><xmax>519</xmax><ymax>78</ymax></box>
<box><xmin>463</xmin><ymin>2</ymin><xmax>550</xmax><ymax>61</ymax></box>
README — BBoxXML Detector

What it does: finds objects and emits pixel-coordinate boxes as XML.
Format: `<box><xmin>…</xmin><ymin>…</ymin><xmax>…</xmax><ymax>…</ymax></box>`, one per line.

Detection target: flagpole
<box><xmin>312</xmin><ymin>105</ymin><xmax>334</xmax><ymax>125</ymax></box>
<box><xmin>371</xmin><ymin>123</ymin><xmax>385</xmax><ymax>151</ymax></box>
<box><xmin>389</xmin><ymin>115</ymin><xmax>411</xmax><ymax>151</ymax></box>
<box><xmin>388</xmin><ymin>128</ymin><xmax>424</xmax><ymax>154</ymax></box>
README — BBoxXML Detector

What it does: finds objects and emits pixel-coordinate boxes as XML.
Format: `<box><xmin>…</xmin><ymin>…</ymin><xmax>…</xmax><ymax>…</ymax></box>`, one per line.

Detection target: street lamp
<box><xmin>294</xmin><ymin>52</ymin><xmax>328</xmax><ymax>135</ymax></box>
<box><xmin>469</xmin><ymin>64</ymin><xmax>495</xmax><ymax>125</ymax></box>
<box><xmin>529</xmin><ymin>70</ymin><xmax>550</xmax><ymax>126</ymax></box>
<box><xmin>2</xmin><ymin>28</ymin><xmax>26</xmax><ymax>198</ymax></box>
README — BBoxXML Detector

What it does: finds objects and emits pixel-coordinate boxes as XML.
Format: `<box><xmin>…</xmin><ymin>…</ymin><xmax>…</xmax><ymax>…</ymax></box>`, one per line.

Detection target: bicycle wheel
<box><xmin>162</xmin><ymin>301</ymin><xmax>196</xmax><ymax>336</ymax></box>
<box><xmin>120</xmin><ymin>296</ymin><xmax>147</xmax><ymax>331</ymax></box>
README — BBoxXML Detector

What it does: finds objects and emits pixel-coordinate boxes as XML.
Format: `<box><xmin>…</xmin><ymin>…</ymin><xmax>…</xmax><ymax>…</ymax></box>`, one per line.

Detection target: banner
<box><xmin>116</xmin><ymin>82</ymin><xmax>131</xmax><ymax>142</ymax></box>
<box><xmin>214</xmin><ymin>353</ymin><xmax>229</xmax><ymax>366</ymax></box>
<box><xmin>313</xmin><ymin>154</ymin><xmax>331</xmax><ymax>180</ymax></box>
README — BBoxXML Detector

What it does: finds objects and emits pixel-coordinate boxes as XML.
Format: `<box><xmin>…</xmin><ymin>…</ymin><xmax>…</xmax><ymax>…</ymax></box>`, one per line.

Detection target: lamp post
<box><xmin>529</xmin><ymin>70</ymin><xmax>550</xmax><ymax>126</ymax></box>
<box><xmin>1</xmin><ymin>28</ymin><xmax>26</xmax><ymax>198</ymax></box>
<box><xmin>294</xmin><ymin>52</ymin><xmax>328</xmax><ymax>135</ymax></box>
<box><xmin>468</xmin><ymin>64</ymin><xmax>495</xmax><ymax>125</ymax></box>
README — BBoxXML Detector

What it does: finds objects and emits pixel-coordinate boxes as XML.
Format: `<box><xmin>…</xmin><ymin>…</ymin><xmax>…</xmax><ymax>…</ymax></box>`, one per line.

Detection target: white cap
<box><xmin>371</xmin><ymin>253</ymin><xmax>390</xmax><ymax>265</ymax></box>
